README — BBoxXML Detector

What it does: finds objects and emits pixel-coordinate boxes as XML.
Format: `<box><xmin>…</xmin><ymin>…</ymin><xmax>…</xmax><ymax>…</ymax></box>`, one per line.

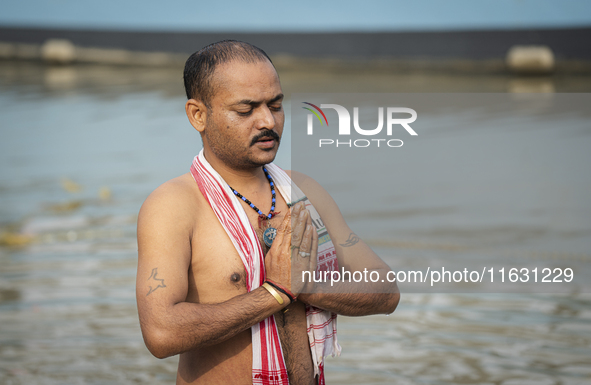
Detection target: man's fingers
<box><xmin>289</xmin><ymin>201</ymin><xmax>306</xmax><ymax>247</ymax></box>
<box><xmin>288</xmin><ymin>201</ymin><xmax>303</xmax><ymax>243</ymax></box>
<box><xmin>271</xmin><ymin>208</ymin><xmax>292</xmax><ymax>250</ymax></box>
<box><xmin>309</xmin><ymin>224</ymin><xmax>318</xmax><ymax>272</ymax></box>
<box><xmin>278</xmin><ymin>207</ymin><xmax>291</xmax><ymax>231</ymax></box>
<box><xmin>298</xmin><ymin>221</ymin><xmax>313</xmax><ymax>257</ymax></box>
<box><xmin>296</xmin><ymin>216</ymin><xmax>314</xmax><ymax>265</ymax></box>
<box><xmin>291</xmin><ymin>209</ymin><xmax>309</xmax><ymax>248</ymax></box>
<box><xmin>294</xmin><ymin>219</ymin><xmax>318</xmax><ymax>294</ymax></box>
<box><xmin>292</xmin><ymin>201</ymin><xmax>303</xmax><ymax>217</ymax></box>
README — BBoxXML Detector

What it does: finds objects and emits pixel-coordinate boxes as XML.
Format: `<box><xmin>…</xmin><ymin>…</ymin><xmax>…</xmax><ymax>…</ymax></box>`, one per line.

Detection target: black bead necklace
<box><xmin>229</xmin><ymin>167</ymin><xmax>279</xmax><ymax>247</ymax></box>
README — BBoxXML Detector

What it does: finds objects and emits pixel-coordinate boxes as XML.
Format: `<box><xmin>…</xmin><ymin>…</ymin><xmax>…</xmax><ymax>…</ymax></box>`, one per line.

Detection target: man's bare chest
<box><xmin>187</xmin><ymin>201</ymin><xmax>286</xmax><ymax>299</ymax></box>
<box><xmin>187</xmin><ymin>194</ymin><xmax>315</xmax><ymax>383</ymax></box>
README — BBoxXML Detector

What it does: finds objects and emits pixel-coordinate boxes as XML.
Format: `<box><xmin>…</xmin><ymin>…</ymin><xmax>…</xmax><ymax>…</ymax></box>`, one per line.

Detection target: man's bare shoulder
<box><xmin>138</xmin><ymin>173</ymin><xmax>202</xmax><ymax>232</ymax></box>
<box><xmin>284</xmin><ymin>169</ymin><xmax>351</xmax><ymax>236</ymax></box>
<box><xmin>284</xmin><ymin>170</ymin><xmax>327</xmax><ymax>202</ymax></box>
<box><xmin>141</xmin><ymin>172</ymin><xmax>200</xmax><ymax>208</ymax></box>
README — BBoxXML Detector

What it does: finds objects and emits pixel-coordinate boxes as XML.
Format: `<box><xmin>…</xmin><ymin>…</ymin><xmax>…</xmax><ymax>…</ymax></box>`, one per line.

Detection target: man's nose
<box><xmin>255</xmin><ymin>105</ymin><xmax>275</xmax><ymax>130</ymax></box>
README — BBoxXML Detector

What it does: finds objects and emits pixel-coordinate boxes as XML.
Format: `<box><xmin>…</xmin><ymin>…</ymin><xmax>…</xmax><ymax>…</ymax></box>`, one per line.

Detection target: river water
<box><xmin>0</xmin><ymin>61</ymin><xmax>590</xmax><ymax>384</ymax></box>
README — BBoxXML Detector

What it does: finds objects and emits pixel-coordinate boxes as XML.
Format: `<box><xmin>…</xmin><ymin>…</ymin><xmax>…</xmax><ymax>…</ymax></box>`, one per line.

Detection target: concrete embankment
<box><xmin>0</xmin><ymin>39</ymin><xmax>187</xmax><ymax>67</ymax></box>
<box><xmin>1</xmin><ymin>27</ymin><xmax>590</xmax><ymax>73</ymax></box>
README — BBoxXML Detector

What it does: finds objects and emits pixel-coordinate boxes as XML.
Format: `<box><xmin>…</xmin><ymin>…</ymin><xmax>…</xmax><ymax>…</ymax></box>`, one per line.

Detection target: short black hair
<box><xmin>183</xmin><ymin>40</ymin><xmax>273</xmax><ymax>106</ymax></box>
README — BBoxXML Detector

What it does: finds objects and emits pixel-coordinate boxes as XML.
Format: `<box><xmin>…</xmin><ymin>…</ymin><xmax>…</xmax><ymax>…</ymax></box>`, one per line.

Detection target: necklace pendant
<box><xmin>263</xmin><ymin>226</ymin><xmax>277</xmax><ymax>247</ymax></box>
<box><xmin>229</xmin><ymin>167</ymin><xmax>279</xmax><ymax>248</ymax></box>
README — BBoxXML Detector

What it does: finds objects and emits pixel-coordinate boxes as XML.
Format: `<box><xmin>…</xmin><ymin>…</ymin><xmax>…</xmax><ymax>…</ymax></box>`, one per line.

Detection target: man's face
<box><xmin>201</xmin><ymin>59</ymin><xmax>284</xmax><ymax>170</ymax></box>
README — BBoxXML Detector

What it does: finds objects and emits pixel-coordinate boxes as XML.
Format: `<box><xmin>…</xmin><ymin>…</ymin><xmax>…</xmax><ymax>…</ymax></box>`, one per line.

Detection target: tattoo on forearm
<box><xmin>340</xmin><ymin>232</ymin><xmax>360</xmax><ymax>247</ymax></box>
<box><xmin>147</xmin><ymin>267</ymin><xmax>166</xmax><ymax>296</ymax></box>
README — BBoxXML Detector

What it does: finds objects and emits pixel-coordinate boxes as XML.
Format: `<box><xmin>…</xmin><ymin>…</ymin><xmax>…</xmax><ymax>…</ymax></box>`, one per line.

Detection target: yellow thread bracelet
<box><xmin>262</xmin><ymin>282</ymin><xmax>284</xmax><ymax>305</ymax></box>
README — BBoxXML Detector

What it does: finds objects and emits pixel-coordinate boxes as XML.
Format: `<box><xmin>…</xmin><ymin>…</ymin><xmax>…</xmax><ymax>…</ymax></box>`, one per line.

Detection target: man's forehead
<box><xmin>210</xmin><ymin>60</ymin><xmax>282</xmax><ymax>104</ymax></box>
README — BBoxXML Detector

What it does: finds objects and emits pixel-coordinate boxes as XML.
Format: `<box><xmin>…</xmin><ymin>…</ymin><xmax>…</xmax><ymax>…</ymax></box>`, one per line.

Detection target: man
<box><xmin>136</xmin><ymin>40</ymin><xmax>399</xmax><ymax>385</ymax></box>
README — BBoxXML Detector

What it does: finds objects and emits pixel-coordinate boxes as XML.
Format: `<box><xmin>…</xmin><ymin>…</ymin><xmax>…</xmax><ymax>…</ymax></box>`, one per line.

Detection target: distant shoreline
<box><xmin>1</xmin><ymin>26</ymin><xmax>590</xmax><ymax>72</ymax></box>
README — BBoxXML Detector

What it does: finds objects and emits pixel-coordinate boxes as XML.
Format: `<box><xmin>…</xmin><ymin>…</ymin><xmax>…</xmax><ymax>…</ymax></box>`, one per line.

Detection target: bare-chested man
<box><xmin>136</xmin><ymin>40</ymin><xmax>399</xmax><ymax>385</ymax></box>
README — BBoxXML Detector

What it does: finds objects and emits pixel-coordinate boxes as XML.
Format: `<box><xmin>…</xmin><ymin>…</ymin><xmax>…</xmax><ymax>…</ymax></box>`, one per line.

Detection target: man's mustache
<box><xmin>251</xmin><ymin>130</ymin><xmax>280</xmax><ymax>146</ymax></box>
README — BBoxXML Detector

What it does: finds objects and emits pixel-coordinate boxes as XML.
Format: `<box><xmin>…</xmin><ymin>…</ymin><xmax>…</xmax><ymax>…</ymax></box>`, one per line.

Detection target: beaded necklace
<box><xmin>229</xmin><ymin>167</ymin><xmax>279</xmax><ymax>247</ymax></box>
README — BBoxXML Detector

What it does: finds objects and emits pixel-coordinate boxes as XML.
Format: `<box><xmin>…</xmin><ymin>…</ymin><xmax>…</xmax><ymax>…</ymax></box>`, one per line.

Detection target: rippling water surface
<box><xmin>0</xmin><ymin>62</ymin><xmax>590</xmax><ymax>384</ymax></box>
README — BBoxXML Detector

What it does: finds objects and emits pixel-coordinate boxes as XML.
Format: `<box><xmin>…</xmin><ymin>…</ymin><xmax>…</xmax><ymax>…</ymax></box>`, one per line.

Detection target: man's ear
<box><xmin>186</xmin><ymin>99</ymin><xmax>208</xmax><ymax>133</ymax></box>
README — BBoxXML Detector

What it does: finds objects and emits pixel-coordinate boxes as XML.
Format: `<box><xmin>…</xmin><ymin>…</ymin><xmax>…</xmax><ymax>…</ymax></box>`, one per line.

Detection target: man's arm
<box><xmin>136</xmin><ymin>181</ymin><xmax>307</xmax><ymax>359</ymax></box>
<box><xmin>289</xmin><ymin>171</ymin><xmax>400</xmax><ymax>316</ymax></box>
